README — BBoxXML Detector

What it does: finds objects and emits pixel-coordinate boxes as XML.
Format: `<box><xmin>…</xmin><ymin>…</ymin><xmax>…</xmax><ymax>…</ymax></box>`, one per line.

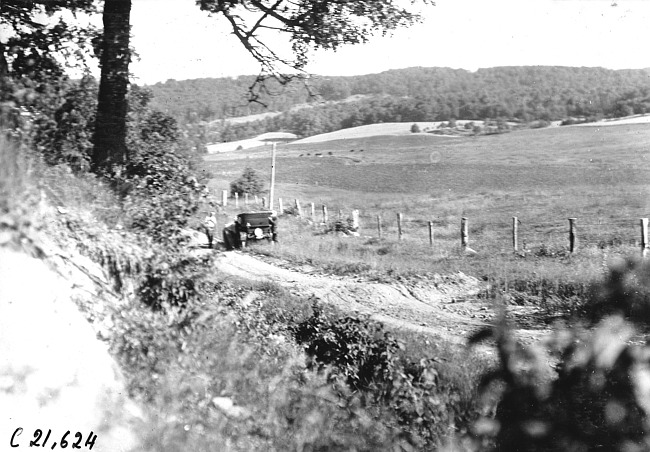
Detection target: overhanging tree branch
<box><xmin>197</xmin><ymin>0</ymin><xmax>435</xmax><ymax>104</ymax></box>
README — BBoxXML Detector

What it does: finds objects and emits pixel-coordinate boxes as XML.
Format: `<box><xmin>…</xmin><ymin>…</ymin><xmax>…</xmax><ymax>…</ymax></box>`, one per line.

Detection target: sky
<box><xmin>128</xmin><ymin>0</ymin><xmax>650</xmax><ymax>85</ymax></box>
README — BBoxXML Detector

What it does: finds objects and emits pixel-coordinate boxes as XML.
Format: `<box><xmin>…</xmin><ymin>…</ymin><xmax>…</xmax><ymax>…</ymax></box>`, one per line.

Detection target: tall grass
<box><xmin>0</xmin><ymin>132</ymin><xmax>121</xmax><ymax>227</ymax></box>
<box><xmin>0</xmin><ymin>134</ymin><xmax>35</xmax><ymax>214</ymax></box>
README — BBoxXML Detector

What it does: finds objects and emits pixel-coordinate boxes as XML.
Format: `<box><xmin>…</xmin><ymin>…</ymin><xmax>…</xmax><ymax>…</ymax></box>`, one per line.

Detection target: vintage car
<box><xmin>223</xmin><ymin>211</ymin><xmax>277</xmax><ymax>249</ymax></box>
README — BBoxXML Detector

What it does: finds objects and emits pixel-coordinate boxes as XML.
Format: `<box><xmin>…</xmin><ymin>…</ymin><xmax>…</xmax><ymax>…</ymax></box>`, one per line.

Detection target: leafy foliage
<box><xmin>107</xmin><ymin>286</ymin><xmax>404</xmax><ymax>451</ymax></box>
<box><xmin>0</xmin><ymin>0</ymin><xmax>98</xmax><ymax>142</ymax></box>
<box><xmin>33</xmin><ymin>76</ymin><xmax>98</xmax><ymax>172</ymax></box>
<box><xmin>110</xmin><ymin>85</ymin><xmax>205</xmax><ymax>244</ymax></box>
<box><xmin>23</xmin><ymin>75</ymin><xmax>206</xmax><ymax>244</ymax></box>
<box><xmin>584</xmin><ymin>256</ymin><xmax>650</xmax><ymax>324</ymax></box>
<box><xmin>292</xmin><ymin>302</ymin><xmax>481</xmax><ymax>448</ymax></box>
<box><xmin>470</xmin><ymin>258</ymin><xmax>650</xmax><ymax>452</ymax></box>
<box><xmin>230</xmin><ymin>166</ymin><xmax>265</xmax><ymax>196</ymax></box>
<box><xmin>293</xmin><ymin>303</ymin><xmax>401</xmax><ymax>390</ymax></box>
<box><xmin>0</xmin><ymin>0</ymin><xmax>97</xmax><ymax>78</ymax></box>
<box><xmin>137</xmin><ymin>250</ymin><xmax>213</xmax><ymax>310</ymax></box>
<box><xmin>122</xmin><ymin>140</ymin><xmax>205</xmax><ymax>244</ymax></box>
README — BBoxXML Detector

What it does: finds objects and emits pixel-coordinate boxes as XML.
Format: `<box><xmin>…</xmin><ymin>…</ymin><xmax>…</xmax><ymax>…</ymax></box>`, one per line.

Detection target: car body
<box><xmin>222</xmin><ymin>211</ymin><xmax>278</xmax><ymax>250</ymax></box>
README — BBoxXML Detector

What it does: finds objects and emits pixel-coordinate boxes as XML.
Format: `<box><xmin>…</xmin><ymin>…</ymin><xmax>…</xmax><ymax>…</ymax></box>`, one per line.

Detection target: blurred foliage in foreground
<box><xmin>468</xmin><ymin>257</ymin><xmax>650</xmax><ymax>452</ymax></box>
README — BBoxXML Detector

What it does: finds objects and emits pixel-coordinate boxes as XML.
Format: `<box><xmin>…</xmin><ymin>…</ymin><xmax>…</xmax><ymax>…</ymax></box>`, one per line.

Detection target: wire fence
<box><xmin>217</xmin><ymin>190</ymin><xmax>650</xmax><ymax>256</ymax></box>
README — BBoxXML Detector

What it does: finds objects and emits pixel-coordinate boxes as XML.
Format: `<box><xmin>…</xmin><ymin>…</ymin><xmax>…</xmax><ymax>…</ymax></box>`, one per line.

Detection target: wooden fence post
<box><xmin>397</xmin><ymin>213</ymin><xmax>403</xmax><ymax>241</ymax></box>
<box><xmin>245</xmin><ymin>193</ymin><xmax>249</xmax><ymax>206</ymax></box>
<box><xmin>278</xmin><ymin>198</ymin><xmax>283</xmax><ymax>214</ymax></box>
<box><xmin>222</xmin><ymin>190</ymin><xmax>228</xmax><ymax>207</ymax></box>
<box><xmin>295</xmin><ymin>199</ymin><xmax>303</xmax><ymax>218</ymax></box>
<box><xmin>428</xmin><ymin>221</ymin><xmax>434</xmax><ymax>247</ymax></box>
<box><xmin>461</xmin><ymin>217</ymin><xmax>469</xmax><ymax>249</ymax></box>
<box><xmin>262</xmin><ymin>197</ymin><xmax>267</xmax><ymax>208</ymax></box>
<box><xmin>234</xmin><ymin>192</ymin><xmax>239</xmax><ymax>208</ymax></box>
<box><xmin>569</xmin><ymin>218</ymin><xmax>577</xmax><ymax>253</ymax></box>
<box><xmin>322</xmin><ymin>205</ymin><xmax>328</xmax><ymax>224</ymax></box>
<box><xmin>641</xmin><ymin>218</ymin><xmax>649</xmax><ymax>258</ymax></box>
<box><xmin>254</xmin><ymin>194</ymin><xmax>259</xmax><ymax>205</ymax></box>
<box><xmin>311</xmin><ymin>203</ymin><xmax>316</xmax><ymax>222</ymax></box>
<box><xmin>352</xmin><ymin>210</ymin><xmax>360</xmax><ymax>231</ymax></box>
<box><xmin>377</xmin><ymin>215</ymin><xmax>382</xmax><ymax>238</ymax></box>
<box><xmin>512</xmin><ymin>216</ymin><xmax>518</xmax><ymax>252</ymax></box>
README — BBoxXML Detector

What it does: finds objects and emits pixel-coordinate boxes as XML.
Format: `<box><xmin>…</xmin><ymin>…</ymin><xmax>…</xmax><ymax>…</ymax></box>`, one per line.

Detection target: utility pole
<box><xmin>269</xmin><ymin>142</ymin><xmax>277</xmax><ymax>211</ymax></box>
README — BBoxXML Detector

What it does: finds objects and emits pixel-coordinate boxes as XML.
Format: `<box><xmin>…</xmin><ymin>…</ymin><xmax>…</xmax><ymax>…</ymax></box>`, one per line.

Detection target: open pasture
<box><xmin>205</xmin><ymin>123</ymin><xmax>650</xmax><ymax>219</ymax></box>
<box><xmin>291</xmin><ymin>121</ymin><xmax>462</xmax><ymax>143</ymax></box>
<box><xmin>205</xmin><ymin>122</ymin><xmax>650</xmax><ymax>305</ymax></box>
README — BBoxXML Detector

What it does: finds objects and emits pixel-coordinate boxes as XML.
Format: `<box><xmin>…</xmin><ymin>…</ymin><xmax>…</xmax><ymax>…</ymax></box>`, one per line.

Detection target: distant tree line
<box><xmin>149</xmin><ymin>66</ymin><xmax>650</xmax><ymax>141</ymax></box>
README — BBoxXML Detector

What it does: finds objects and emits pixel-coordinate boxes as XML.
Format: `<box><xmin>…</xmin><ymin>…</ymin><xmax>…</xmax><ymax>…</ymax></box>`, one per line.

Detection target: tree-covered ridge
<box><xmin>148</xmin><ymin>66</ymin><xmax>650</xmax><ymax>141</ymax></box>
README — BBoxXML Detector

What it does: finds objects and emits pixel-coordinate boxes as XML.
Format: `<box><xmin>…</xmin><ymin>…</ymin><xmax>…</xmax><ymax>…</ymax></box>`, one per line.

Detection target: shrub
<box><xmin>470</xmin><ymin>258</ymin><xmax>650</xmax><ymax>451</ymax></box>
<box><xmin>326</xmin><ymin>217</ymin><xmax>357</xmax><ymax>234</ymax></box>
<box><xmin>33</xmin><ymin>76</ymin><xmax>98</xmax><ymax>173</ymax></box>
<box><xmin>137</xmin><ymin>248</ymin><xmax>213</xmax><ymax>309</ymax></box>
<box><xmin>584</xmin><ymin>256</ymin><xmax>650</xmax><ymax>324</ymax></box>
<box><xmin>292</xmin><ymin>303</ymin><xmax>478</xmax><ymax>448</ymax></box>
<box><xmin>230</xmin><ymin>166</ymin><xmax>265</xmax><ymax>197</ymax></box>
<box><xmin>121</xmin><ymin>100</ymin><xmax>206</xmax><ymax>244</ymax></box>
<box><xmin>122</xmin><ymin>140</ymin><xmax>205</xmax><ymax>243</ymax></box>
<box><xmin>292</xmin><ymin>303</ymin><xmax>401</xmax><ymax>390</ymax></box>
<box><xmin>410</xmin><ymin>123</ymin><xmax>421</xmax><ymax>133</ymax></box>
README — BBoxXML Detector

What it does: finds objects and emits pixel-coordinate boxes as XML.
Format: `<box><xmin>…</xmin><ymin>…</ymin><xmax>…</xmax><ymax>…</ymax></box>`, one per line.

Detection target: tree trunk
<box><xmin>0</xmin><ymin>41</ymin><xmax>8</xmax><ymax>77</ymax></box>
<box><xmin>92</xmin><ymin>0</ymin><xmax>131</xmax><ymax>172</ymax></box>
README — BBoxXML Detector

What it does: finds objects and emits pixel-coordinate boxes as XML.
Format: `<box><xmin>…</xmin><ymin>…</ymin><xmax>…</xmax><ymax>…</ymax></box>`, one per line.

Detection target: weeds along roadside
<box><xmin>223</xmin><ymin>276</ymin><xmax>493</xmax><ymax>449</ymax></box>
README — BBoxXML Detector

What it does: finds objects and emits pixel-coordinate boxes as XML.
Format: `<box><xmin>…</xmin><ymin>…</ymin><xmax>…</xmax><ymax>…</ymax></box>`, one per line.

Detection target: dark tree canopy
<box><xmin>0</xmin><ymin>0</ymin><xmax>97</xmax><ymax>78</ymax></box>
<box><xmin>0</xmin><ymin>0</ymin><xmax>98</xmax><ymax>138</ymax></box>
<box><xmin>230</xmin><ymin>166</ymin><xmax>265</xmax><ymax>196</ymax></box>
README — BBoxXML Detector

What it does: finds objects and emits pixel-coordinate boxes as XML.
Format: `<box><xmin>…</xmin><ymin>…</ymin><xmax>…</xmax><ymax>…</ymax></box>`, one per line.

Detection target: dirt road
<box><xmin>214</xmin><ymin>251</ymin><xmax>550</xmax><ymax>346</ymax></box>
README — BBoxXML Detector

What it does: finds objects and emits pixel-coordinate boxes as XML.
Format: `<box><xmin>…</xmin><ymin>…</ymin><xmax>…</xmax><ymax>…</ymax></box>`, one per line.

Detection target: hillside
<box><xmin>290</xmin><ymin>122</ymin><xmax>458</xmax><ymax>144</ymax></box>
<box><xmin>149</xmin><ymin>66</ymin><xmax>650</xmax><ymax>145</ymax></box>
<box><xmin>149</xmin><ymin>67</ymin><xmax>650</xmax><ymax>123</ymax></box>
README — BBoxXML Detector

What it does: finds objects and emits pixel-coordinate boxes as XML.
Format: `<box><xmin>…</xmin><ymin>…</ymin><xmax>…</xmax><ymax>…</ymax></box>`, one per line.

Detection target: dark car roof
<box><xmin>237</xmin><ymin>211</ymin><xmax>272</xmax><ymax>220</ymax></box>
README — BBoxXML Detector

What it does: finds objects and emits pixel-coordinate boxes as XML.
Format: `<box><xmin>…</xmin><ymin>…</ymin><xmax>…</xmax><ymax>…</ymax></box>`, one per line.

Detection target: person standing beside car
<box><xmin>222</xmin><ymin>216</ymin><xmax>240</xmax><ymax>250</ymax></box>
<box><xmin>203</xmin><ymin>211</ymin><xmax>217</xmax><ymax>248</ymax></box>
<box><xmin>269</xmin><ymin>210</ymin><xmax>278</xmax><ymax>243</ymax></box>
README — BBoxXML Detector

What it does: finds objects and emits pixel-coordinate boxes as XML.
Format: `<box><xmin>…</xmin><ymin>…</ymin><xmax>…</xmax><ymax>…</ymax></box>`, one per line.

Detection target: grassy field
<box><xmin>204</xmin><ymin>123</ymin><xmax>650</xmax><ymax>310</ymax></box>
